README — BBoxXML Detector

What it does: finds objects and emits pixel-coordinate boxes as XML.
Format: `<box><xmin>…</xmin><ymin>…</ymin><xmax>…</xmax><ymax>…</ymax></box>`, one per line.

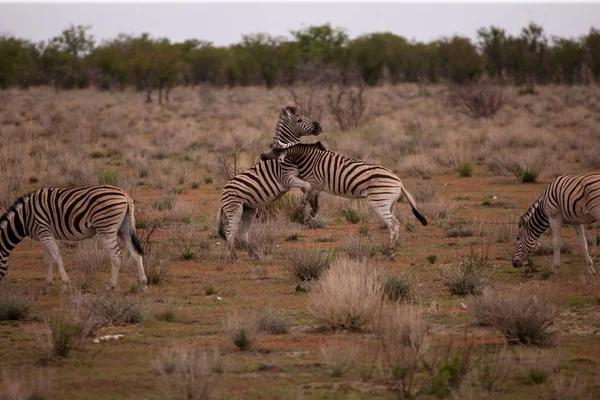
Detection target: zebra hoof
<box><xmin>140</xmin><ymin>284</ymin><xmax>149</xmax><ymax>292</ymax></box>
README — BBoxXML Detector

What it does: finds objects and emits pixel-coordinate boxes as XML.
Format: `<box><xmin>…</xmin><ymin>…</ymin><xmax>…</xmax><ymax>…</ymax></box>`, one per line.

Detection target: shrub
<box><xmin>144</xmin><ymin>252</ymin><xmax>171</xmax><ymax>285</ymax></box>
<box><xmin>326</xmin><ymin>84</ymin><xmax>369</xmax><ymax>131</ymax></box>
<box><xmin>414</xmin><ymin>181</ymin><xmax>438</xmax><ymax>203</ymax></box>
<box><xmin>456</xmin><ymin>160</ymin><xmax>473</xmax><ymax>177</ymax></box>
<box><xmin>49</xmin><ymin>313</ymin><xmax>82</xmax><ymax>357</ymax></box>
<box><xmin>249</xmin><ymin>220</ymin><xmax>284</xmax><ymax>258</ymax></box>
<box><xmin>492</xmin><ymin>219</ymin><xmax>519</xmax><ymax>244</ymax></box>
<box><xmin>286</xmin><ymin>248</ymin><xmax>333</xmax><ymax>283</ymax></box>
<box><xmin>488</xmin><ymin>150</ymin><xmax>545</xmax><ymax>183</ymax></box>
<box><xmin>473</xmin><ymin>287</ymin><xmax>558</xmax><ymax>345</ymax></box>
<box><xmin>258</xmin><ymin>192</ymin><xmax>303</xmax><ymax>224</ymax></box>
<box><xmin>426</xmin><ymin>335</ymin><xmax>476</xmax><ymax>398</ymax></box>
<box><xmin>420</xmin><ymin>200</ymin><xmax>458</xmax><ymax>222</ymax></box>
<box><xmin>204</xmin><ymin>285</ymin><xmax>216</xmax><ymax>296</ymax></box>
<box><xmin>257</xmin><ymin>308</ymin><xmax>289</xmax><ymax>335</ymax></box>
<box><xmin>474</xmin><ymin>346</ymin><xmax>511</xmax><ymax>392</ymax></box>
<box><xmin>153</xmin><ymin>197</ymin><xmax>175</xmax><ymax>211</ymax></box>
<box><xmin>93</xmin><ymin>293</ymin><xmax>145</xmax><ymax>326</ymax></box>
<box><xmin>345</xmin><ymin>234</ymin><xmax>375</xmax><ymax>261</ymax></box>
<box><xmin>97</xmin><ymin>170</ymin><xmax>130</xmax><ymax>190</ymax></box>
<box><xmin>0</xmin><ymin>290</ymin><xmax>31</xmax><ymax>321</ymax></box>
<box><xmin>443</xmin><ymin>221</ymin><xmax>475</xmax><ymax>238</ymax></box>
<box><xmin>376</xmin><ymin>303</ymin><xmax>427</xmax><ymax>399</ymax></box>
<box><xmin>441</xmin><ymin>248</ymin><xmax>492</xmax><ymax>296</ymax></box>
<box><xmin>448</xmin><ymin>84</ymin><xmax>506</xmax><ymax>119</ymax></box>
<box><xmin>153</xmin><ymin>345</ymin><xmax>221</xmax><ymax>400</ymax></box>
<box><xmin>320</xmin><ymin>343</ymin><xmax>359</xmax><ymax>377</ymax></box>
<box><xmin>381</xmin><ymin>272</ymin><xmax>413</xmax><ymax>302</ymax></box>
<box><xmin>520</xmin><ymin>351</ymin><xmax>560</xmax><ymax>385</ymax></box>
<box><xmin>224</xmin><ymin>311</ymin><xmax>259</xmax><ymax>351</ymax></box>
<box><xmin>309</xmin><ymin>258</ymin><xmax>383</xmax><ymax>331</ymax></box>
<box><xmin>427</xmin><ymin>254</ymin><xmax>437</xmax><ymax>264</ymax></box>
<box><xmin>341</xmin><ymin>208</ymin><xmax>360</xmax><ymax>224</ymax></box>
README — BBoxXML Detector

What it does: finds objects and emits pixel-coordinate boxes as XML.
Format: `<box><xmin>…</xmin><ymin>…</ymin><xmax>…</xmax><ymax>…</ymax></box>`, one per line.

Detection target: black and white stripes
<box><xmin>0</xmin><ymin>185</ymin><xmax>148</xmax><ymax>289</ymax></box>
<box><xmin>269</xmin><ymin>106</ymin><xmax>322</xmax><ymax>150</ymax></box>
<box><xmin>513</xmin><ymin>173</ymin><xmax>600</xmax><ymax>274</ymax></box>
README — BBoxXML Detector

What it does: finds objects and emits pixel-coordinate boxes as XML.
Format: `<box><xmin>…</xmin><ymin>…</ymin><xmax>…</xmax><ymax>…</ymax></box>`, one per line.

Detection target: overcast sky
<box><xmin>0</xmin><ymin>3</ymin><xmax>598</xmax><ymax>46</ymax></box>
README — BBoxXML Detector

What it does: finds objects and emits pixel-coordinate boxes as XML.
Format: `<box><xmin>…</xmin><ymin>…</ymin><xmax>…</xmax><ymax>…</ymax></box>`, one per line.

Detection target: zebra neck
<box><xmin>527</xmin><ymin>200</ymin><xmax>550</xmax><ymax>238</ymax></box>
<box><xmin>0</xmin><ymin>198</ymin><xmax>29</xmax><ymax>261</ymax></box>
<box><xmin>274</xmin><ymin>121</ymin><xmax>297</xmax><ymax>147</ymax></box>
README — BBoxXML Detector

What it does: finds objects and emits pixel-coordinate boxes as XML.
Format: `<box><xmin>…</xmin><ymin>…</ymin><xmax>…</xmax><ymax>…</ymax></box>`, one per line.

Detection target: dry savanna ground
<box><xmin>0</xmin><ymin>84</ymin><xmax>600</xmax><ymax>399</ymax></box>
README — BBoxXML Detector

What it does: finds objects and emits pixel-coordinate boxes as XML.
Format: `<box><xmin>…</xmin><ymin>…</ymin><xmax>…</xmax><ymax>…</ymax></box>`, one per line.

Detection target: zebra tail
<box><xmin>401</xmin><ymin>186</ymin><xmax>428</xmax><ymax>226</ymax></box>
<box><xmin>217</xmin><ymin>206</ymin><xmax>227</xmax><ymax>240</ymax></box>
<box><xmin>126</xmin><ymin>196</ymin><xmax>144</xmax><ymax>256</ymax></box>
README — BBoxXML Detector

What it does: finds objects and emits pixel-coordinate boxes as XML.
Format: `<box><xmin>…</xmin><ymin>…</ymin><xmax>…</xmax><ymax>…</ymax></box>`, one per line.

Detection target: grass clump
<box><xmin>309</xmin><ymin>257</ymin><xmax>383</xmax><ymax>331</ymax></box>
<box><xmin>154</xmin><ymin>345</ymin><xmax>221</xmax><ymax>400</ymax></box>
<box><xmin>345</xmin><ymin>234</ymin><xmax>375</xmax><ymax>261</ymax></box>
<box><xmin>224</xmin><ymin>311</ymin><xmax>259</xmax><ymax>351</ymax></box>
<box><xmin>474</xmin><ymin>287</ymin><xmax>558</xmax><ymax>345</ymax></box>
<box><xmin>341</xmin><ymin>208</ymin><xmax>360</xmax><ymax>224</ymax></box>
<box><xmin>426</xmin><ymin>337</ymin><xmax>476</xmax><ymax>398</ymax></box>
<box><xmin>320</xmin><ymin>344</ymin><xmax>359</xmax><ymax>378</ymax></box>
<box><xmin>427</xmin><ymin>254</ymin><xmax>437</xmax><ymax>264</ymax></box>
<box><xmin>286</xmin><ymin>248</ymin><xmax>333</xmax><ymax>283</ymax></box>
<box><xmin>381</xmin><ymin>272</ymin><xmax>413</xmax><ymax>302</ymax></box>
<box><xmin>257</xmin><ymin>308</ymin><xmax>289</xmax><ymax>334</ymax></box>
<box><xmin>456</xmin><ymin>160</ymin><xmax>473</xmax><ymax>177</ymax></box>
<box><xmin>49</xmin><ymin>313</ymin><xmax>82</xmax><ymax>358</ymax></box>
<box><xmin>443</xmin><ymin>221</ymin><xmax>475</xmax><ymax>238</ymax></box>
<box><xmin>0</xmin><ymin>369</ymin><xmax>53</xmax><ymax>400</ymax></box>
<box><xmin>441</xmin><ymin>247</ymin><xmax>492</xmax><ymax>296</ymax></box>
<box><xmin>0</xmin><ymin>290</ymin><xmax>31</xmax><ymax>321</ymax></box>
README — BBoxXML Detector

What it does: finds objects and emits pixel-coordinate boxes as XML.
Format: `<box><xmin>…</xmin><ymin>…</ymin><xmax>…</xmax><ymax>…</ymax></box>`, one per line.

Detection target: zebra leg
<box><xmin>118</xmin><ymin>229</ymin><xmax>149</xmax><ymax>291</ymax></box>
<box><xmin>574</xmin><ymin>224</ymin><xmax>595</xmax><ymax>274</ymax></box>
<box><xmin>549</xmin><ymin>216</ymin><xmax>564</xmax><ymax>272</ymax></box>
<box><xmin>308</xmin><ymin>192</ymin><xmax>320</xmax><ymax>218</ymax></box>
<box><xmin>44</xmin><ymin>249</ymin><xmax>54</xmax><ymax>285</ymax></box>
<box><xmin>239</xmin><ymin>207</ymin><xmax>260</xmax><ymax>260</ymax></box>
<box><xmin>367</xmin><ymin>198</ymin><xmax>400</xmax><ymax>259</ymax></box>
<box><xmin>98</xmin><ymin>233</ymin><xmax>123</xmax><ymax>290</ymax></box>
<box><xmin>40</xmin><ymin>234</ymin><xmax>70</xmax><ymax>289</ymax></box>
<box><xmin>225</xmin><ymin>203</ymin><xmax>243</xmax><ymax>262</ymax></box>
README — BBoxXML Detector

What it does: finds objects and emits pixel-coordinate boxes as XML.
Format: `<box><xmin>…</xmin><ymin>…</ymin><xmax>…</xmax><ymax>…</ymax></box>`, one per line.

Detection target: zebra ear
<box><xmin>519</xmin><ymin>216</ymin><xmax>524</xmax><ymax>228</ymax></box>
<box><xmin>285</xmin><ymin>106</ymin><xmax>297</xmax><ymax>115</ymax></box>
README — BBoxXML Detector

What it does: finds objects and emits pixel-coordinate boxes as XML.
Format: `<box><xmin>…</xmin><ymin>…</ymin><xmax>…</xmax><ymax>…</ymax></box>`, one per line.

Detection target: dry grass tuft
<box><xmin>286</xmin><ymin>248</ymin><xmax>333</xmax><ymax>284</ymax></box>
<box><xmin>257</xmin><ymin>308</ymin><xmax>289</xmax><ymax>335</ymax></box>
<box><xmin>153</xmin><ymin>345</ymin><xmax>221</xmax><ymax>400</ymax></box>
<box><xmin>487</xmin><ymin>150</ymin><xmax>545</xmax><ymax>183</ymax></box>
<box><xmin>474</xmin><ymin>287</ymin><xmax>558</xmax><ymax>345</ymax></box>
<box><xmin>0</xmin><ymin>289</ymin><xmax>31</xmax><ymax>321</ymax></box>
<box><xmin>344</xmin><ymin>234</ymin><xmax>375</xmax><ymax>261</ymax></box>
<box><xmin>492</xmin><ymin>219</ymin><xmax>519</xmax><ymax>244</ymax></box>
<box><xmin>224</xmin><ymin>311</ymin><xmax>260</xmax><ymax>351</ymax></box>
<box><xmin>69</xmin><ymin>238</ymin><xmax>111</xmax><ymax>291</ymax></box>
<box><xmin>319</xmin><ymin>343</ymin><xmax>359</xmax><ymax>377</ymax></box>
<box><xmin>309</xmin><ymin>257</ymin><xmax>383</xmax><ymax>331</ymax></box>
<box><xmin>0</xmin><ymin>368</ymin><xmax>53</xmax><ymax>400</ymax></box>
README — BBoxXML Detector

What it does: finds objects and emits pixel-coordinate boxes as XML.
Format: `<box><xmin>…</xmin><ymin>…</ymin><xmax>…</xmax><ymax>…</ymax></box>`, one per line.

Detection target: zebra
<box><xmin>262</xmin><ymin>142</ymin><xmax>428</xmax><ymax>255</ymax></box>
<box><xmin>513</xmin><ymin>173</ymin><xmax>600</xmax><ymax>274</ymax></box>
<box><xmin>217</xmin><ymin>107</ymin><xmax>322</xmax><ymax>261</ymax></box>
<box><xmin>217</xmin><ymin>159</ymin><xmax>318</xmax><ymax>261</ymax></box>
<box><xmin>0</xmin><ymin>185</ymin><xmax>148</xmax><ymax>289</ymax></box>
<box><xmin>270</xmin><ymin>106</ymin><xmax>321</xmax><ymax>149</ymax></box>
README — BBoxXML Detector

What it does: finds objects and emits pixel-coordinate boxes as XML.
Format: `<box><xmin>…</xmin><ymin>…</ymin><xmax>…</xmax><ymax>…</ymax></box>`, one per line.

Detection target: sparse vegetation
<box><xmin>344</xmin><ymin>234</ymin><xmax>375</xmax><ymax>260</ymax></box>
<box><xmin>286</xmin><ymin>248</ymin><xmax>333</xmax><ymax>283</ymax></box>
<box><xmin>257</xmin><ymin>308</ymin><xmax>289</xmax><ymax>335</ymax></box>
<box><xmin>381</xmin><ymin>271</ymin><xmax>413</xmax><ymax>302</ymax></box>
<box><xmin>224</xmin><ymin>311</ymin><xmax>260</xmax><ymax>351</ymax></box>
<box><xmin>0</xmin><ymin>290</ymin><xmax>31</xmax><ymax>321</ymax></box>
<box><xmin>473</xmin><ymin>287</ymin><xmax>558</xmax><ymax>345</ymax></box>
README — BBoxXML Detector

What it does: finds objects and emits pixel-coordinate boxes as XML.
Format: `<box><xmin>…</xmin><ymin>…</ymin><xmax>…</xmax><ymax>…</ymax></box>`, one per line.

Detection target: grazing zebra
<box><xmin>513</xmin><ymin>173</ymin><xmax>600</xmax><ymax>274</ymax></box>
<box><xmin>0</xmin><ymin>185</ymin><xmax>148</xmax><ymax>289</ymax></box>
<box><xmin>262</xmin><ymin>142</ymin><xmax>428</xmax><ymax>255</ymax></box>
<box><xmin>217</xmin><ymin>159</ymin><xmax>318</xmax><ymax>261</ymax></box>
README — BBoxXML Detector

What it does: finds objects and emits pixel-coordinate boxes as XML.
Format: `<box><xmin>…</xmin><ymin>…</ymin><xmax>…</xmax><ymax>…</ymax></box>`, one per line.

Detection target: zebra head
<box><xmin>271</xmin><ymin>106</ymin><xmax>322</xmax><ymax>150</ymax></box>
<box><xmin>512</xmin><ymin>203</ymin><xmax>542</xmax><ymax>268</ymax></box>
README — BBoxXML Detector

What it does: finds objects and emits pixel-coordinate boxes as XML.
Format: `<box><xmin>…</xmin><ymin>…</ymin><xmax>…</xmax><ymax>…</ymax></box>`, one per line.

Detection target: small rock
<box><xmin>460</xmin><ymin>302</ymin><xmax>467</xmax><ymax>310</ymax></box>
<box><xmin>216</xmin><ymin>296</ymin><xmax>223</xmax><ymax>301</ymax></box>
<box><xmin>93</xmin><ymin>338</ymin><xmax>100</xmax><ymax>344</ymax></box>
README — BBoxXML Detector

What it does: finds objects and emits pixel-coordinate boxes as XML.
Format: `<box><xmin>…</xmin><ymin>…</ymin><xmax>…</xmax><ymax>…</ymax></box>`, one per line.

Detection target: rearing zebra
<box><xmin>217</xmin><ymin>108</ymin><xmax>322</xmax><ymax>261</ymax></box>
<box><xmin>0</xmin><ymin>185</ymin><xmax>148</xmax><ymax>289</ymax></box>
<box><xmin>513</xmin><ymin>173</ymin><xmax>600</xmax><ymax>274</ymax></box>
<box><xmin>262</xmin><ymin>142</ymin><xmax>428</xmax><ymax>255</ymax></box>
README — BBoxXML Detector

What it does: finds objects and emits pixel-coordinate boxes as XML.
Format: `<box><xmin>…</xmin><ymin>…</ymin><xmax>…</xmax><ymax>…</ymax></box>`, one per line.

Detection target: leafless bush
<box><xmin>224</xmin><ymin>311</ymin><xmax>260</xmax><ymax>351</ymax></box>
<box><xmin>319</xmin><ymin>343</ymin><xmax>359</xmax><ymax>377</ymax></box>
<box><xmin>135</xmin><ymin>216</ymin><xmax>170</xmax><ymax>284</ymax></box>
<box><xmin>474</xmin><ymin>287</ymin><xmax>558</xmax><ymax>345</ymax></box>
<box><xmin>69</xmin><ymin>238</ymin><xmax>111</xmax><ymax>291</ymax></box>
<box><xmin>326</xmin><ymin>84</ymin><xmax>369</xmax><ymax>131</ymax></box>
<box><xmin>376</xmin><ymin>303</ymin><xmax>428</xmax><ymax>398</ymax></box>
<box><xmin>216</xmin><ymin>133</ymin><xmax>247</xmax><ymax>181</ymax></box>
<box><xmin>414</xmin><ymin>181</ymin><xmax>438</xmax><ymax>203</ymax></box>
<box><xmin>0</xmin><ymin>289</ymin><xmax>31</xmax><ymax>321</ymax></box>
<box><xmin>419</xmin><ymin>200</ymin><xmax>458</xmax><ymax>222</ymax></box>
<box><xmin>309</xmin><ymin>257</ymin><xmax>384</xmax><ymax>331</ymax></box>
<box><xmin>92</xmin><ymin>292</ymin><xmax>146</xmax><ymax>326</ymax></box>
<box><xmin>448</xmin><ymin>84</ymin><xmax>507</xmax><ymax>119</ymax></box>
<box><xmin>286</xmin><ymin>248</ymin><xmax>333</xmax><ymax>284</ymax></box>
<box><xmin>487</xmin><ymin>150</ymin><xmax>546</xmax><ymax>183</ymax></box>
<box><xmin>168</xmin><ymin>199</ymin><xmax>196</xmax><ymax>223</ymax></box>
<box><xmin>345</xmin><ymin>234</ymin><xmax>375</xmax><ymax>260</ymax></box>
<box><xmin>444</xmin><ymin>220</ymin><xmax>476</xmax><ymax>238</ymax></box>
<box><xmin>0</xmin><ymin>368</ymin><xmax>53</xmax><ymax>400</ymax></box>
<box><xmin>286</xmin><ymin>85</ymin><xmax>324</xmax><ymax>121</ymax></box>
<box><xmin>492</xmin><ymin>219</ymin><xmax>519</xmax><ymax>244</ymax></box>
<box><xmin>153</xmin><ymin>345</ymin><xmax>221</xmax><ymax>400</ymax></box>
<box><xmin>249</xmin><ymin>219</ymin><xmax>285</xmax><ymax>258</ymax></box>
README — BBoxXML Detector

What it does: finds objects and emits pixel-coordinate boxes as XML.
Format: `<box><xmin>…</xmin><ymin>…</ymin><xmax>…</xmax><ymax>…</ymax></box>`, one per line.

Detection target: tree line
<box><xmin>1</xmin><ymin>23</ymin><xmax>599</xmax><ymax>101</ymax></box>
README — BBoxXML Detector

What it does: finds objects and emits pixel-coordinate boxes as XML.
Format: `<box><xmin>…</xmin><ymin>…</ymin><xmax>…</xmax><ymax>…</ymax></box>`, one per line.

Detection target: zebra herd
<box><xmin>0</xmin><ymin>106</ymin><xmax>598</xmax><ymax>291</ymax></box>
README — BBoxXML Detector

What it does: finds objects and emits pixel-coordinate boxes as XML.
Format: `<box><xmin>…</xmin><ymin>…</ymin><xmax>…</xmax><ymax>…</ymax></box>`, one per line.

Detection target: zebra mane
<box><xmin>519</xmin><ymin>195</ymin><xmax>546</xmax><ymax>228</ymax></box>
<box><xmin>0</xmin><ymin>196</ymin><xmax>28</xmax><ymax>228</ymax></box>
